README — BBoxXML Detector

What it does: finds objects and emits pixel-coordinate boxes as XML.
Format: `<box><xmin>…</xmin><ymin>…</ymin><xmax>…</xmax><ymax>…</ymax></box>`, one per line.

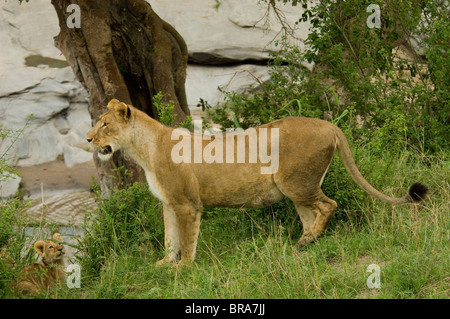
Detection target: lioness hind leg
<box><xmin>294</xmin><ymin>195</ymin><xmax>337</xmax><ymax>247</ymax></box>
<box><xmin>311</xmin><ymin>195</ymin><xmax>337</xmax><ymax>240</ymax></box>
<box><xmin>294</xmin><ymin>204</ymin><xmax>316</xmax><ymax>247</ymax></box>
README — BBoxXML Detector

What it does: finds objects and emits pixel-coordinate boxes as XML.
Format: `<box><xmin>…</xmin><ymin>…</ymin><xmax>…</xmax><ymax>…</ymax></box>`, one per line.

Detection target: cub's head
<box><xmin>86</xmin><ymin>99</ymin><xmax>131</xmax><ymax>161</ymax></box>
<box><xmin>34</xmin><ymin>233</ymin><xmax>65</xmax><ymax>265</ymax></box>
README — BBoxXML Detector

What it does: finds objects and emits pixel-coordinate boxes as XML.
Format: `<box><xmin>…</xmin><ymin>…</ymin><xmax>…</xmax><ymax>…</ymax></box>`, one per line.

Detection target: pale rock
<box><xmin>0</xmin><ymin>67</ymin><xmax>52</xmax><ymax>97</ymax></box>
<box><xmin>5</xmin><ymin>0</ymin><xmax>60</xmax><ymax>58</ymax></box>
<box><xmin>55</xmin><ymin>67</ymin><xmax>80</xmax><ymax>84</ymax></box>
<box><xmin>12</xmin><ymin>136</ymin><xmax>29</xmax><ymax>160</ymax></box>
<box><xmin>63</xmin><ymin>131</ymin><xmax>83</xmax><ymax>147</ymax></box>
<box><xmin>72</xmin><ymin>122</ymin><xmax>92</xmax><ymax>142</ymax></box>
<box><xmin>28</xmin><ymin>78</ymin><xmax>69</xmax><ymax>95</ymax></box>
<box><xmin>186</xmin><ymin>64</ymin><xmax>271</xmax><ymax>108</ymax></box>
<box><xmin>67</xmin><ymin>103</ymin><xmax>91</xmax><ymax>131</ymax></box>
<box><xmin>62</xmin><ymin>130</ymin><xmax>93</xmax><ymax>167</ymax></box>
<box><xmin>63</xmin><ymin>145</ymin><xmax>93</xmax><ymax>168</ymax></box>
<box><xmin>150</xmin><ymin>0</ymin><xmax>310</xmax><ymax>63</ymax></box>
<box><xmin>0</xmin><ymin>174</ymin><xmax>22</xmax><ymax>199</ymax></box>
<box><xmin>17</xmin><ymin>123</ymin><xmax>62</xmax><ymax>167</ymax></box>
<box><xmin>53</xmin><ymin>115</ymin><xmax>71</xmax><ymax>135</ymax></box>
<box><xmin>228</xmin><ymin>1</ymin><xmax>268</xmax><ymax>28</ymax></box>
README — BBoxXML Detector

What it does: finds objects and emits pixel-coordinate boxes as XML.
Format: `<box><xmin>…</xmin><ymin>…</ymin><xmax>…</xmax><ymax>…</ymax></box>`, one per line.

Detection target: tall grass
<box><xmin>21</xmin><ymin>148</ymin><xmax>446</xmax><ymax>299</ymax></box>
<box><xmin>1</xmin><ymin>131</ymin><xmax>447</xmax><ymax>298</ymax></box>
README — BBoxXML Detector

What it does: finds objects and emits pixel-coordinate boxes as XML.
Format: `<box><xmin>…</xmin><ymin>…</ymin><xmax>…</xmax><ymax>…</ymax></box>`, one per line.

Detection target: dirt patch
<box><xmin>16</xmin><ymin>159</ymin><xmax>98</xmax><ymax>198</ymax></box>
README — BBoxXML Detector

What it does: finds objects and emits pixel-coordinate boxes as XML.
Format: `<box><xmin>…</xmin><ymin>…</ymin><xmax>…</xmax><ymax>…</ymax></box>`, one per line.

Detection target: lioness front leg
<box><xmin>156</xmin><ymin>204</ymin><xmax>181</xmax><ymax>265</ymax></box>
<box><xmin>175</xmin><ymin>204</ymin><xmax>202</xmax><ymax>266</ymax></box>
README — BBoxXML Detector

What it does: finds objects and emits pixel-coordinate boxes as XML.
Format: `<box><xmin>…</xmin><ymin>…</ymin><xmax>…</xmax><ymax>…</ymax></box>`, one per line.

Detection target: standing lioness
<box><xmin>86</xmin><ymin>99</ymin><xmax>427</xmax><ymax>266</ymax></box>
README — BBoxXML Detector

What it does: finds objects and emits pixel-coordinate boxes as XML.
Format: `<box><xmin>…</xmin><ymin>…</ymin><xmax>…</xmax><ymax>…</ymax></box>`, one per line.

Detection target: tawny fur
<box><xmin>15</xmin><ymin>233</ymin><xmax>66</xmax><ymax>295</ymax></box>
<box><xmin>0</xmin><ymin>247</ymin><xmax>15</xmax><ymax>268</ymax></box>
<box><xmin>86</xmin><ymin>99</ymin><xmax>427</xmax><ymax>266</ymax></box>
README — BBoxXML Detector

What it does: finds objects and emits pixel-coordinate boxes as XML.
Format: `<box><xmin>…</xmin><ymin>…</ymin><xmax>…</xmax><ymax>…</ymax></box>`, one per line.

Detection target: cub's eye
<box><xmin>102</xmin><ymin>122</ymin><xmax>108</xmax><ymax>128</ymax></box>
<box><xmin>49</xmin><ymin>246</ymin><xmax>54</xmax><ymax>249</ymax></box>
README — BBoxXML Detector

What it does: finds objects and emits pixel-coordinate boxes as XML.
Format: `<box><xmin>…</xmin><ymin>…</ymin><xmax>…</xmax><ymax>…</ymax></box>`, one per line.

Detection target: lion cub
<box><xmin>0</xmin><ymin>247</ymin><xmax>15</xmax><ymax>268</ymax></box>
<box><xmin>15</xmin><ymin>233</ymin><xmax>66</xmax><ymax>296</ymax></box>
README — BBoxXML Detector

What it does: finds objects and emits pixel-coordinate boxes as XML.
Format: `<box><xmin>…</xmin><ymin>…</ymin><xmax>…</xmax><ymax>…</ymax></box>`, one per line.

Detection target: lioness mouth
<box><xmin>99</xmin><ymin>145</ymin><xmax>112</xmax><ymax>155</ymax></box>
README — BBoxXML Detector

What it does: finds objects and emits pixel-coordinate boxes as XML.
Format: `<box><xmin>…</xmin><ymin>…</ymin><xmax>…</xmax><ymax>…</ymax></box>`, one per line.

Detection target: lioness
<box><xmin>15</xmin><ymin>233</ymin><xmax>66</xmax><ymax>295</ymax></box>
<box><xmin>86</xmin><ymin>99</ymin><xmax>427</xmax><ymax>266</ymax></box>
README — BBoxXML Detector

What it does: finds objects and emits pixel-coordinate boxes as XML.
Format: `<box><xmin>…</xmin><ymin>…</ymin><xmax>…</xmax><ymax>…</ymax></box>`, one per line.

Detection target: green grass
<box><xmin>1</xmin><ymin>150</ymin><xmax>448</xmax><ymax>299</ymax></box>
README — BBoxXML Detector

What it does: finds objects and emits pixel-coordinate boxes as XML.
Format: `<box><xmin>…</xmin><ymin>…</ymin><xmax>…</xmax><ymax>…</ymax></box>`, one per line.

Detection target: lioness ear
<box><xmin>106</xmin><ymin>99</ymin><xmax>121</xmax><ymax>110</ymax></box>
<box><xmin>107</xmin><ymin>99</ymin><xmax>131</xmax><ymax>122</ymax></box>
<box><xmin>34</xmin><ymin>241</ymin><xmax>46</xmax><ymax>256</ymax></box>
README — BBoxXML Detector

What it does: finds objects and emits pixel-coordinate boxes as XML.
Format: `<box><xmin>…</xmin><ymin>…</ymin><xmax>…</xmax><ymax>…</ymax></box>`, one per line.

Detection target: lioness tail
<box><xmin>333</xmin><ymin>126</ymin><xmax>427</xmax><ymax>204</ymax></box>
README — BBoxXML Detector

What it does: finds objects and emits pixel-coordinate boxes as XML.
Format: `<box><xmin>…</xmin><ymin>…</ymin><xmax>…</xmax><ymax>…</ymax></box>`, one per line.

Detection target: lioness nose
<box><xmin>87</xmin><ymin>138</ymin><xmax>93</xmax><ymax>143</ymax></box>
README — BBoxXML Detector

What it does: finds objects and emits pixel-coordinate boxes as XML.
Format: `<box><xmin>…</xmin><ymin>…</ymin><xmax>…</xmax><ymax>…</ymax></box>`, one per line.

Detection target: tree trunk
<box><xmin>51</xmin><ymin>0</ymin><xmax>190</xmax><ymax>196</ymax></box>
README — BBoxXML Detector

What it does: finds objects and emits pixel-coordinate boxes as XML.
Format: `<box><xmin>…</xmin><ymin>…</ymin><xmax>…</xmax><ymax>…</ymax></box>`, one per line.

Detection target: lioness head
<box><xmin>34</xmin><ymin>233</ymin><xmax>65</xmax><ymax>265</ymax></box>
<box><xmin>86</xmin><ymin>99</ymin><xmax>131</xmax><ymax>161</ymax></box>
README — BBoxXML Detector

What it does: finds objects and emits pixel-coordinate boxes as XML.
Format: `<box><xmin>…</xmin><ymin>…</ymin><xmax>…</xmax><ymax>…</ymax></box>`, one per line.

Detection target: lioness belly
<box><xmin>200</xmin><ymin>185</ymin><xmax>284</xmax><ymax>208</ymax></box>
<box><xmin>193</xmin><ymin>163</ymin><xmax>284</xmax><ymax>208</ymax></box>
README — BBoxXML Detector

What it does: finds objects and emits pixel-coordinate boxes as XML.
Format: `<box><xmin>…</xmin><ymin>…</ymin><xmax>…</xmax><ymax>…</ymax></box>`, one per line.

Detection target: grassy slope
<box><xmin>2</xmin><ymin>151</ymin><xmax>448</xmax><ymax>299</ymax></box>
<box><xmin>55</xmin><ymin>152</ymin><xmax>449</xmax><ymax>299</ymax></box>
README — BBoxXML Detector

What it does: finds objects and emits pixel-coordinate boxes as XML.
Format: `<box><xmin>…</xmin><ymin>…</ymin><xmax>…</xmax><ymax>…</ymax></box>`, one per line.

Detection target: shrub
<box><xmin>205</xmin><ymin>0</ymin><xmax>448</xmax><ymax>153</ymax></box>
<box><xmin>154</xmin><ymin>91</ymin><xmax>192</xmax><ymax>128</ymax></box>
<box><xmin>0</xmin><ymin>116</ymin><xmax>34</xmax><ymax>297</ymax></box>
<box><xmin>77</xmin><ymin>183</ymin><xmax>164</xmax><ymax>276</ymax></box>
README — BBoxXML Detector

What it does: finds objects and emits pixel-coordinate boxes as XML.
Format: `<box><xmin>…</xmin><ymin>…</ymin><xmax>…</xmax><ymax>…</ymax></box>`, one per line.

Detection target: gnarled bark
<box><xmin>51</xmin><ymin>0</ymin><xmax>190</xmax><ymax>195</ymax></box>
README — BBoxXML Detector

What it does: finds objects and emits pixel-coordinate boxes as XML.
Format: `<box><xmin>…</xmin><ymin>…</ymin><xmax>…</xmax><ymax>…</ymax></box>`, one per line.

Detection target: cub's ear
<box><xmin>34</xmin><ymin>241</ymin><xmax>46</xmax><ymax>256</ymax></box>
<box><xmin>107</xmin><ymin>99</ymin><xmax>131</xmax><ymax>122</ymax></box>
<box><xmin>52</xmin><ymin>233</ymin><xmax>63</xmax><ymax>242</ymax></box>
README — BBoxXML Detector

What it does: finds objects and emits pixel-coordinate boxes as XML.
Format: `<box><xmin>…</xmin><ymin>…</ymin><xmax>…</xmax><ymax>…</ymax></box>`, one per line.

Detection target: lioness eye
<box><xmin>49</xmin><ymin>246</ymin><xmax>54</xmax><ymax>249</ymax></box>
<box><xmin>102</xmin><ymin>122</ymin><xmax>107</xmax><ymax>128</ymax></box>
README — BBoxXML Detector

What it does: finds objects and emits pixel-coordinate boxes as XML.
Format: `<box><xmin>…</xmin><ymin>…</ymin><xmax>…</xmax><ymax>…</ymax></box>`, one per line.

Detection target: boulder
<box><xmin>63</xmin><ymin>145</ymin><xmax>93</xmax><ymax>168</ymax></box>
<box><xmin>0</xmin><ymin>174</ymin><xmax>22</xmax><ymax>199</ymax></box>
<box><xmin>186</xmin><ymin>64</ymin><xmax>271</xmax><ymax>108</ymax></box>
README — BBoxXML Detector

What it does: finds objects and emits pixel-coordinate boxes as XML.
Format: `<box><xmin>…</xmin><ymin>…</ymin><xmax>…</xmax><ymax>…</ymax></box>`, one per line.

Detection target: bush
<box><xmin>205</xmin><ymin>0</ymin><xmax>449</xmax><ymax>153</ymax></box>
<box><xmin>0</xmin><ymin>116</ymin><xmax>34</xmax><ymax>298</ymax></box>
<box><xmin>0</xmin><ymin>199</ymin><xmax>34</xmax><ymax>298</ymax></box>
<box><xmin>77</xmin><ymin>183</ymin><xmax>164</xmax><ymax>276</ymax></box>
<box><xmin>154</xmin><ymin>91</ymin><xmax>192</xmax><ymax>128</ymax></box>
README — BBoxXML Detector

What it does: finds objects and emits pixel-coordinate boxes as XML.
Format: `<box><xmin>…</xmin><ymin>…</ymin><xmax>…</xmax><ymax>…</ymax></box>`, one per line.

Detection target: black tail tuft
<box><xmin>408</xmin><ymin>182</ymin><xmax>428</xmax><ymax>202</ymax></box>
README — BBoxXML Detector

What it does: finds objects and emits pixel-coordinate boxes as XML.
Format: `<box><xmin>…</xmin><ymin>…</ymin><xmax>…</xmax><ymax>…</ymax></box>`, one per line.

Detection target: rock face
<box><xmin>0</xmin><ymin>1</ymin><xmax>92</xmax><ymax>197</ymax></box>
<box><xmin>151</xmin><ymin>0</ymin><xmax>309</xmax><ymax>64</ymax></box>
<box><xmin>0</xmin><ymin>0</ymin><xmax>309</xmax><ymax>197</ymax></box>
